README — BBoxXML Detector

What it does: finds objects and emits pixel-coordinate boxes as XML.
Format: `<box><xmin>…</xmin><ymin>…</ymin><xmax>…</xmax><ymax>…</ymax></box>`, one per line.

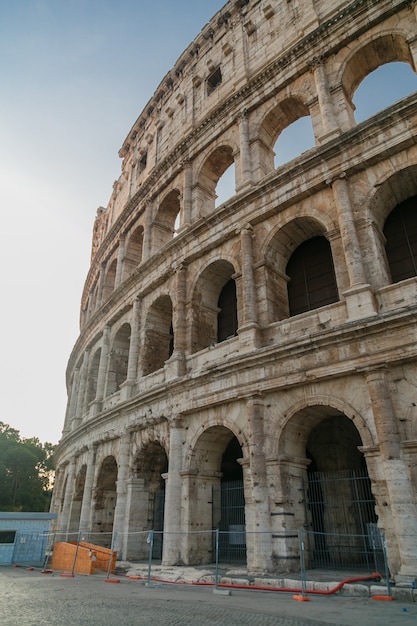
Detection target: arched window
<box><xmin>353</xmin><ymin>61</ymin><xmax>417</xmax><ymax>123</ymax></box>
<box><xmin>217</xmin><ymin>279</ymin><xmax>238</xmax><ymax>342</ymax></box>
<box><xmin>383</xmin><ymin>197</ymin><xmax>417</xmax><ymax>283</ymax></box>
<box><xmin>287</xmin><ymin>236</ymin><xmax>338</xmax><ymax>316</ymax></box>
<box><xmin>215</xmin><ymin>163</ymin><xmax>235</xmax><ymax>207</ymax></box>
<box><xmin>142</xmin><ymin>295</ymin><xmax>174</xmax><ymax>375</ymax></box>
<box><xmin>274</xmin><ymin>116</ymin><xmax>315</xmax><ymax>168</ymax></box>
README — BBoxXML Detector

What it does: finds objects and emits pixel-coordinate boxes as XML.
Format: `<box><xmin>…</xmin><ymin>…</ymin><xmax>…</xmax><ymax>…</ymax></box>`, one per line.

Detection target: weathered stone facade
<box><xmin>52</xmin><ymin>0</ymin><xmax>417</xmax><ymax>580</ymax></box>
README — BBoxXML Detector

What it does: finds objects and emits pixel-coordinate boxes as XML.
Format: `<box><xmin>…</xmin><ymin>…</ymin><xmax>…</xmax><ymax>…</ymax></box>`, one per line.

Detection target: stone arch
<box><xmin>124</xmin><ymin>441</ymin><xmax>169</xmax><ymax>560</ymax></box>
<box><xmin>102</xmin><ymin>258</ymin><xmax>117</xmax><ymax>302</ymax></box>
<box><xmin>256</xmin><ymin>96</ymin><xmax>313</xmax><ymax>174</ymax></box>
<box><xmin>142</xmin><ymin>294</ymin><xmax>174</xmax><ymax>375</ymax></box>
<box><xmin>340</xmin><ymin>32</ymin><xmax>415</xmax><ymax>124</ymax></box>
<box><xmin>195</xmin><ymin>144</ymin><xmax>235</xmax><ymax>215</ymax></box>
<box><xmin>68</xmin><ymin>465</ymin><xmax>86</xmax><ymax>534</ymax></box>
<box><xmin>153</xmin><ymin>188</ymin><xmax>181</xmax><ymax>251</ymax></box>
<box><xmin>383</xmin><ymin>195</ymin><xmax>417</xmax><ymax>284</ymax></box>
<box><xmin>263</xmin><ymin>216</ymin><xmax>338</xmax><ymax>322</ymax></box>
<box><xmin>122</xmin><ymin>224</ymin><xmax>144</xmax><ymax>280</ymax></box>
<box><xmin>86</xmin><ymin>347</ymin><xmax>101</xmax><ymax>405</ymax></box>
<box><xmin>186</xmin><ymin>424</ymin><xmax>245</xmax><ymax>565</ymax></box>
<box><xmin>190</xmin><ymin>259</ymin><xmax>238</xmax><ymax>353</ymax></box>
<box><xmin>286</xmin><ymin>236</ymin><xmax>338</xmax><ymax>317</ymax></box>
<box><xmin>92</xmin><ymin>455</ymin><xmax>118</xmax><ymax>546</ymax></box>
<box><xmin>277</xmin><ymin>398</ymin><xmax>375</xmax><ymax>458</ymax></box>
<box><xmin>275</xmin><ymin>400</ymin><xmax>377</xmax><ymax>568</ymax></box>
<box><xmin>106</xmin><ymin>323</ymin><xmax>131</xmax><ymax>396</ymax></box>
<box><xmin>366</xmin><ymin>165</ymin><xmax>417</xmax><ymax>289</ymax></box>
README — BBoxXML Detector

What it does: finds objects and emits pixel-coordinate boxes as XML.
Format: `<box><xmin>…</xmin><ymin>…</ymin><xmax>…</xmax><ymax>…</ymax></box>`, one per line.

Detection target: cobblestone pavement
<box><xmin>1</xmin><ymin>567</ymin><xmax>416</xmax><ymax>626</ymax></box>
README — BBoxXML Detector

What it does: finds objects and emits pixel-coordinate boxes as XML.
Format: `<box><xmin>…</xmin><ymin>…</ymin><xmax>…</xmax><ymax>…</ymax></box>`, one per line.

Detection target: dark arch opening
<box><xmin>287</xmin><ymin>236</ymin><xmax>338</xmax><ymax>316</ymax></box>
<box><xmin>217</xmin><ymin>278</ymin><xmax>238</xmax><ymax>342</ymax></box>
<box><xmin>305</xmin><ymin>416</ymin><xmax>377</xmax><ymax>569</ymax></box>
<box><xmin>383</xmin><ymin>196</ymin><xmax>417</xmax><ymax>283</ymax></box>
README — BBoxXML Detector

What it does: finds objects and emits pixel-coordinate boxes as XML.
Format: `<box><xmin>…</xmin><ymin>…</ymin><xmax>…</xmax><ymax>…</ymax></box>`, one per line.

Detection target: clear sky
<box><xmin>0</xmin><ymin>0</ymin><xmax>226</xmax><ymax>443</ymax></box>
<box><xmin>1</xmin><ymin>1</ymin><xmax>415</xmax><ymax>445</ymax></box>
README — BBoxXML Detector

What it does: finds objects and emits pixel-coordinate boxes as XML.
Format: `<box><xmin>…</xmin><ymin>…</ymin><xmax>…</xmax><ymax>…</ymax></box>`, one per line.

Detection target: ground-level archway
<box><xmin>185</xmin><ymin>425</ymin><xmax>245</xmax><ymax>566</ymax></box>
<box><xmin>278</xmin><ymin>405</ymin><xmax>378</xmax><ymax>571</ymax></box>
<box><xmin>124</xmin><ymin>441</ymin><xmax>168</xmax><ymax>561</ymax></box>
<box><xmin>91</xmin><ymin>456</ymin><xmax>118</xmax><ymax>547</ymax></box>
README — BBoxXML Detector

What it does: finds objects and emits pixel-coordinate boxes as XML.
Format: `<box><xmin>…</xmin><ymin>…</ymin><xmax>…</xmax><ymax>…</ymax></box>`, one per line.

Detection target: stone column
<box><xmin>112</xmin><ymin>433</ymin><xmax>132</xmax><ymax>556</ymax></box>
<box><xmin>237</xmin><ymin>111</ymin><xmax>253</xmax><ymax>190</ymax></box>
<box><xmin>311</xmin><ymin>60</ymin><xmax>339</xmax><ymax>139</ymax></box>
<box><xmin>126</xmin><ymin>298</ymin><xmax>141</xmax><ymax>388</ymax></box>
<box><xmin>114</xmin><ymin>235</ymin><xmax>126</xmax><ymax>289</ymax></box>
<box><xmin>245</xmin><ymin>395</ymin><xmax>272</xmax><ymax>571</ymax></box>
<box><xmin>166</xmin><ymin>264</ymin><xmax>187</xmax><ymax>379</ymax></box>
<box><xmin>78</xmin><ymin>444</ymin><xmax>98</xmax><ymax>536</ymax></box>
<box><xmin>328</xmin><ymin>175</ymin><xmax>376</xmax><ymax>319</ymax></box>
<box><xmin>129</xmin><ymin>162</ymin><xmax>136</xmax><ymax>199</ymax></box>
<box><xmin>182</xmin><ymin>161</ymin><xmax>192</xmax><ymax>227</ymax></box>
<box><xmin>408</xmin><ymin>34</ymin><xmax>417</xmax><ymax>69</ymax></box>
<box><xmin>97</xmin><ymin>260</ymin><xmax>107</xmax><ymax>307</ymax></box>
<box><xmin>63</xmin><ymin>368</ymin><xmax>79</xmax><ymax>434</ymax></box>
<box><xmin>241</xmin><ymin>225</ymin><xmax>258</xmax><ymax>325</ymax></box>
<box><xmin>162</xmin><ymin>416</ymin><xmax>185</xmax><ymax>565</ymax></box>
<box><xmin>87</xmin><ymin>287</ymin><xmax>95</xmax><ymax>317</ymax></box>
<box><xmin>239</xmin><ymin>225</ymin><xmax>260</xmax><ymax>348</ymax></box>
<box><xmin>365</xmin><ymin>369</ymin><xmax>417</xmax><ymax>580</ymax></box>
<box><xmin>94</xmin><ymin>325</ymin><xmax>110</xmax><ymax>410</ymax></box>
<box><xmin>142</xmin><ymin>199</ymin><xmax>153</xmax><ymax>261</ymax></box>
<box><xmin>75</xmin><ymin>349</ymin><xmax>90</xmax><ymax>426</ymax></box>
<box><xmin>58</xmin><ymin>459</ymin><xmax>76</xmax><ymax>536</ymax></box>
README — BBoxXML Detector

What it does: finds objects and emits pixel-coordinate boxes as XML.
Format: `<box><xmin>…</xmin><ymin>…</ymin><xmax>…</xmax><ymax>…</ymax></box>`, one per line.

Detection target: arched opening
<box><xmin>215</xmin><ymin>162</ymin><xmax>235</xmax><ymax>207</ymax></box>
<box><xmin>215</xmin><ymin>436</ymin><xmax>245</xmax><ymax>563</ymax></box>
<box><xmin>258</xmin><ymin>97</ymin><xmax>312</xmax><ymax>174</ymax></box>
<box><xmin>383</xmin><ymin>196</ymin><xmax>417</xmax><ymax>283</ymax></box>
<box><xmin>153</xmin><ymin>189</ymin><xmax>181</xmax><ymax>250</ymax></box>
<box><xmin>342</xmin><ymin>34</ymin><xmax>415</xmax><ymax>126</ymax></box>
<box><xmin>188</xmin><ymin>426</ymin><xmax>245</xmax><ymax>566</ymax></box>
<box><xmin>142</xmin><ymin>295</ymin><xmax>173</xmax><ymax>375</ymax></box>
<box><xmin>86</xmin><ymin>348</ymin><xmax>101</xmax><ymax>405</ymax></box>
<box><xmin>353</xmin><ymin>61</ymin><xmax>417</xmax><ymax>123</ymax></box>
<box><xmin>122</xmin><ymin>225</ymin><xmax>144</xmax><ymax>280</ymax></box>
<box><xmin>68</xmin><ymin>465</ymin><xmax>86</xmax><ymax>533</ymax></box>
<box><xmin>92</xmin><ymin>456</ymin><xmax>118</xmax><ymax>547</ymax></box>
<box><xmin>217</xmin><ymin>278</ymin><xmax>238</xmax><ymax>342</ymax></box>
<box><xmin>197</xmin><ymin>145</ymin><xmax>235</xmax><ymax>214</ymax></box>
<box><xmin>106</xmin><ymin>324</ymin><xmax>131</xmax><ymax>396</ymax></box>
<box><xmin>278</xmin><ymin>407</ymin><xmax>378</xmax><ymax>571</ymax></box>
<box><xmin>286</xmin><ymin>236</ymin><xmax>338</xmax><ymax>316</ymax></box>
<box><xmin>274</xmin><ymin>116</ymin><xmax>315</xmax><ymax>168</ymax></box>
<box><xmin>124</xmin><ymin>442</ymin><xmax>168</xmax><ymax>561</ymax></box>
<box><xmin>306</xmin><ymin>416</ymin><xmax>378</xmax><ymax>569</ymax></box>
<box><xmin>102</xmin><ymin>259</ymin><xmax>117</xmax><ymax>302</ymax></box>
<box><xmin>191</xmin><ymin>260</ymin><xmax>237</xmax><ymax>353</ymax></box>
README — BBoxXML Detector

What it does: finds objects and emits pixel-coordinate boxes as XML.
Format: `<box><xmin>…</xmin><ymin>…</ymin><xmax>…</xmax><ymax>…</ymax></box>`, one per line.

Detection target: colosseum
<box><xmin>52</xmin><ymin>0</ymin><xmax>417</xmax><ymax>581</ymax></box>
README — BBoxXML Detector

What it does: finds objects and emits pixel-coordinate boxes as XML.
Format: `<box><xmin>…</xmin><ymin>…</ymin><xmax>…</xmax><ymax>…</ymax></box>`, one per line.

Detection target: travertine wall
<box><xmin>52</xmin><ymin>0</ymin><xmax>417</xmax><ymax>580</ymax></box>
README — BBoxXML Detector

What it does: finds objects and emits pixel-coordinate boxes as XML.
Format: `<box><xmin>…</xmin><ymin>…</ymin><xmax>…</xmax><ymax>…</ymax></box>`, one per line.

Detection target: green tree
<box><xmin>0</xmin><ymin>421</ymin><xmax>55</xmax><ymax>512</ymax></box>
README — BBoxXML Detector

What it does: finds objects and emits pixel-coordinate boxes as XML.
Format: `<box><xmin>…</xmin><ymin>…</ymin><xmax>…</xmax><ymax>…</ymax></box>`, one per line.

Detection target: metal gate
<box><xmin>152</xmin><ymin>489</ymin><xmax>165</xmax><ymax>560</ymax></box>
<box><xmin>303</xmin><ymin>469</ymin><xmax>381</xmax><ymax>570</ymax></box>
<box><xmin>213</xmin><ymin>480</ymin><xmax>246</xmax><ymax>563</ymax></box>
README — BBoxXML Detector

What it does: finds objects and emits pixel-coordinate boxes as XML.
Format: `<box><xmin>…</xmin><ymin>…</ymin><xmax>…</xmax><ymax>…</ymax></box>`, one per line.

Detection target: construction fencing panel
<box><xmin>12</xmin><ymin>531</ymin><xmax>50</xmax><ymax>566</ymax></box>
<box><xmin>31</xmin><ymin>527</ymin><xmax>390</xmax><ymax>585</ymax></box>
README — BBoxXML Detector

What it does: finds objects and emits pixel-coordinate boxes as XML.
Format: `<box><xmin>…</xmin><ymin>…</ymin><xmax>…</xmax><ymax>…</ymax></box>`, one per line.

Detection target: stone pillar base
<box><xmin>238</xmin><ymin>323</ymin><xmax>261</xmax><ymax>350</ymax></box>
<box><xmin>343</xmin><ymin>284</ymin><xmax>377</xmax><ymax>320</ymax></box>
<box><xmin>395</xmin><ymin>574</ymin><xmax>417</xmax><ymax>587</ymax></box>
<box><xmin>165</xmin><ymin>353</ymin><xmax>186</xmax><ymax>380</ymax></box>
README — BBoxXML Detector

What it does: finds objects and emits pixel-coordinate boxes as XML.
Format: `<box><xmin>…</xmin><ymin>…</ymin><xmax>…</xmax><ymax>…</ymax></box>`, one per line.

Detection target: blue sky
<box><xmin>0</xmin><ymin>1</ymin><xmax>416</xmax><ymax>444</ymax></box>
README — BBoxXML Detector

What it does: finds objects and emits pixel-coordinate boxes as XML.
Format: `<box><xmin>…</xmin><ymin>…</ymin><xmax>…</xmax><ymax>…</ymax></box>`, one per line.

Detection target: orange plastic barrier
<box><xmin>51</xmin><ymin>541</ymin><xmax>117</xmax><ymax>575</ymax></box>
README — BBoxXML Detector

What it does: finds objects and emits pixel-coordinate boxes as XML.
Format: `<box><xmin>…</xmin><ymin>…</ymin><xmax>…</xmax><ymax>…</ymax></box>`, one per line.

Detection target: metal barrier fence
<box><xmin>11</xmin><ymin>528</ymin><xmax>390</xmax><ymax>588</ymax></box>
